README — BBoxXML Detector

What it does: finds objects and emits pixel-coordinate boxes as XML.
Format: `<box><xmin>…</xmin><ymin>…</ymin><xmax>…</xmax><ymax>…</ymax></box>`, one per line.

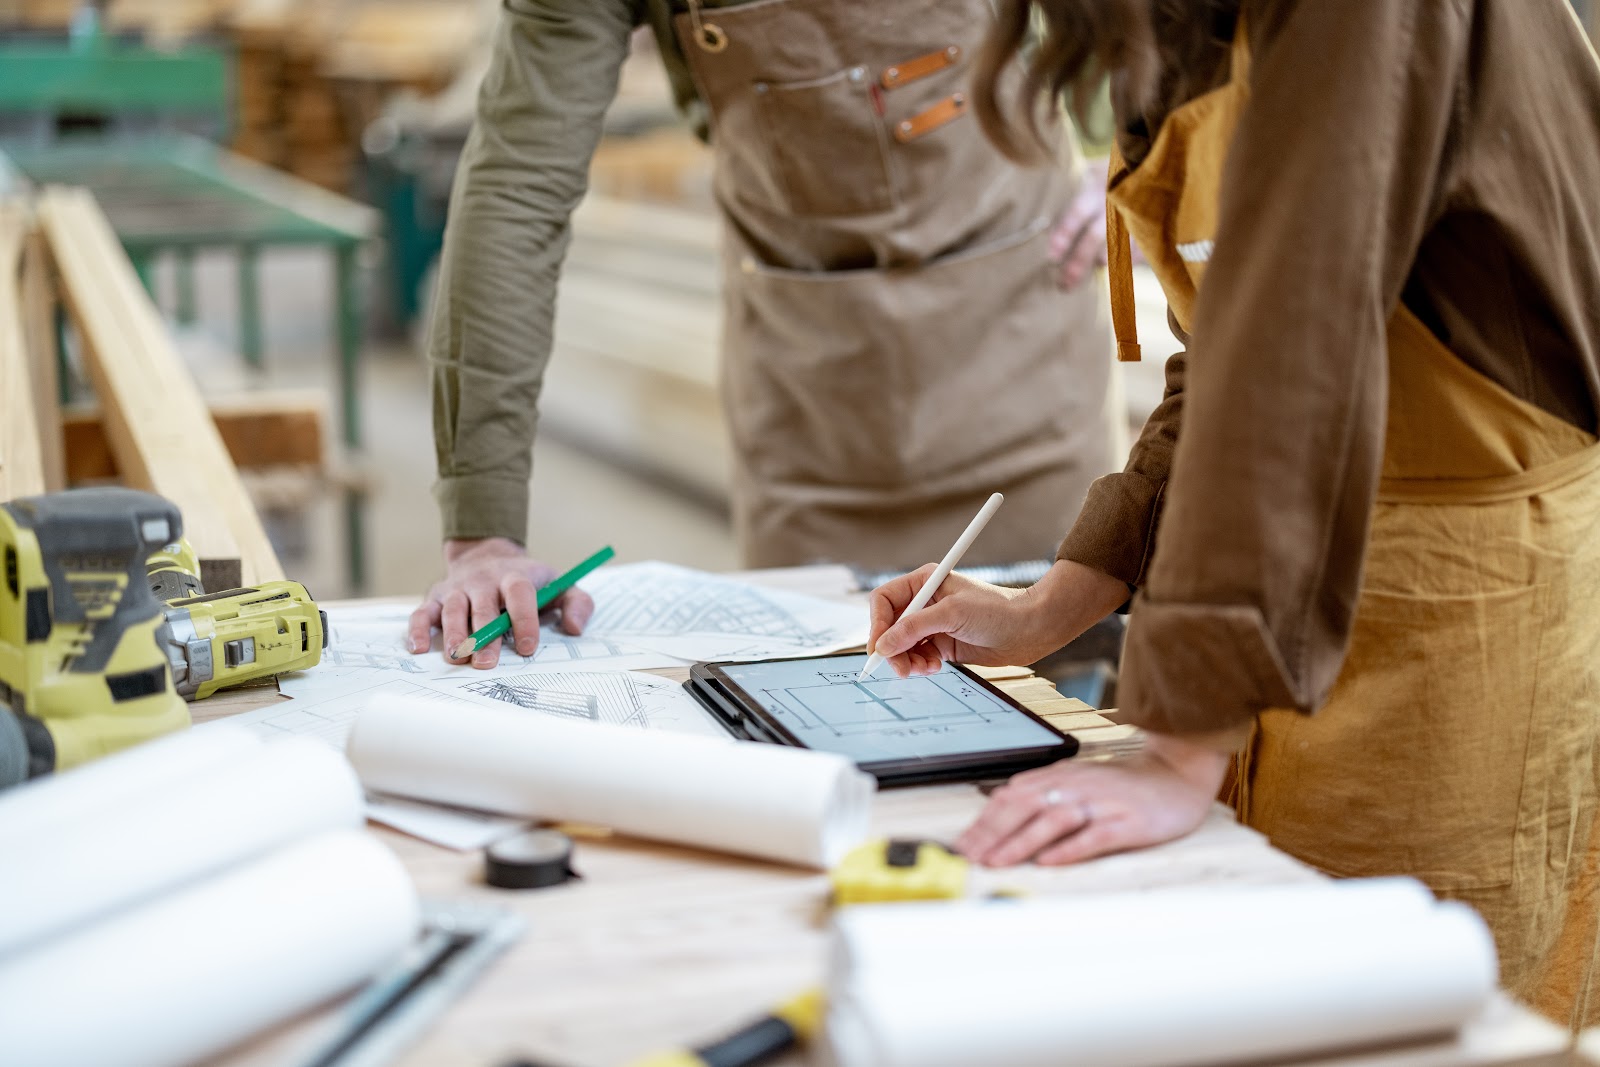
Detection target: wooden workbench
<box><xmin>192</xmin><ymin>567</ymin><xmax>1573</xmax><ymax>1067</ymax></box>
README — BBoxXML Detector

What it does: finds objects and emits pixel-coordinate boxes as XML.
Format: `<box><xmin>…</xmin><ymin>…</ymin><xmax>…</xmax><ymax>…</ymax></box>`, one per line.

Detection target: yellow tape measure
<box><xmin>830</xmin><ymin>838</ymin><xmax>971</xmax><ymax>906</ymax></box>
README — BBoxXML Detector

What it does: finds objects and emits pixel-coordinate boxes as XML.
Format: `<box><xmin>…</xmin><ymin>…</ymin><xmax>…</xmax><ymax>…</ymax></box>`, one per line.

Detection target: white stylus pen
<box><xmin>859</xmin><ymin>492</ymin><xmax>1005</xmax><ymax>681</ymax></box>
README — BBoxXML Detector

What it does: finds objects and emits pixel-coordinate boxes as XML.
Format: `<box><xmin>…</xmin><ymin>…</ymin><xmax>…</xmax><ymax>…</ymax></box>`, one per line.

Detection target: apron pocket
<box><xmin>1273</xmin><ymin>583</ymin><xmax>1543</xmax><ymax>891</ymax></box>
<box><xmin>755</xmin><ymin>67</ymin><xmax>895</xmax><ymax>218</ymax></box>
<box><xmin>725</xmin><ymin>218</ymin><xmax>1070</xmax><ymax>491</ymax></box>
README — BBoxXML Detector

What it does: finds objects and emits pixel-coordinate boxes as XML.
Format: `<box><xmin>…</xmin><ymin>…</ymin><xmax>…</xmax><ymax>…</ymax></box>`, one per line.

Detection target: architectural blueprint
<box><xmin>580</xmin><ymin>562</ymin><xmax>868</xmax><ymax>661</ymax></box>
<box><xmin>315</xmin><ymin>601</ymin><xmax>682</xmax><ymax>676</ymax></box>
<box><xmin>440</xmin><ymin>670</ymin><xmax>727</xmax><ymax>738</ymax></box>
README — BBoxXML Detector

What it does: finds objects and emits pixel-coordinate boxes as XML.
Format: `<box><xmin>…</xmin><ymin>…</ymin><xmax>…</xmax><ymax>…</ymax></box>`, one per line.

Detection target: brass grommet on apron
<box><xmin>688</xmin><ymin>0</ymin><xmax>729</xmax><ymax>53</ymax></box>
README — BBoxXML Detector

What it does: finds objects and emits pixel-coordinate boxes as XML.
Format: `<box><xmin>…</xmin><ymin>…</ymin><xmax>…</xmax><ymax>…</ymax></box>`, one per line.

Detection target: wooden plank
<box><xmin>60</xmin><ymin>390</ymin><xmax>328</xmax><ymax>482</ymax></box>
<box><xmin>19</xmin><ymin>227</ymin><xmax>66</xmax><ymax>492</ymax></box>
<box><xmin>0</xmin><ymin>204</ymin><xmax>46</xmax><ymax>502</ymax></box>
<box><xmin>37</xmin><ymin>186</ymin><xmax>284</xmax><ymax>588</ymax></box>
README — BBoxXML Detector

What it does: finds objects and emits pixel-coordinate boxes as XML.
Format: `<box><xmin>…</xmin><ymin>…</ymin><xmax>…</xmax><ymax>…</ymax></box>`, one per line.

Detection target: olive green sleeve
<box><xmin>428</xmin><ymin>0</ymin><xmax>642</xmax><ymax>544</ymax></box>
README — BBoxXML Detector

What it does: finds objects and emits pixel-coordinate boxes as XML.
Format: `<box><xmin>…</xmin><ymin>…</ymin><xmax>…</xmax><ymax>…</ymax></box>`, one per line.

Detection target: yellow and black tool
<box><xmin>0</xmin><ymin>487</ymin><xmax>327</xmax><ymax>790</ymax></box>
<box><xmin>149</xmin><ymin>538</ymin><xmax>326</xmax><ymax>701</ymax></box>
<box><xmin>1</xmin><ymin>487</ymin><xmax>191</xmax><ymax>785</ymax></box>
<box><xmin>501</xmin><ymin>989</ymin><xmax>824</xmax><ymax>1067</ymax></box>
<box><xmin>624</xmin><ymin>988</ymin><xmax>824</xmax><ymax>1067</ymax></box>
<box><xmin>829</xmin><ymin>838</ymin><xmax>971</xmax><ymax>906</ymax></box>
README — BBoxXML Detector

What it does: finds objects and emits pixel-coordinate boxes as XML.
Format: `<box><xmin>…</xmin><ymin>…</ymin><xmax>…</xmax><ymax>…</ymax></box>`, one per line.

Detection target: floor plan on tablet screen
<box><xmin>719</xmin><ymin>655</ymin><xmax>1062</xmax><ymax>763</ymax></box>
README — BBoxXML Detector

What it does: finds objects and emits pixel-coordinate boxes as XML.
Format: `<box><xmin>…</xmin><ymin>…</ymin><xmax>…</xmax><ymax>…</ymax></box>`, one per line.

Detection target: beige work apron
<box><xmin>1106</xmin><ymin>22</ymin><xmax>1600</xmax><ymax>1026</ymax></box>
<box><xmin>672</xmin><ymin>0</ymin><xmax>1116</xmax><ymax>569</ymax></box>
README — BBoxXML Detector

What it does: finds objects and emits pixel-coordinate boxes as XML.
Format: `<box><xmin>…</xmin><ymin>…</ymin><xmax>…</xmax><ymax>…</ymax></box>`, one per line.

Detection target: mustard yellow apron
<box><xmin>1106</xmin><ymin>22</ymin><xmax>1600</xmax><ymax>1026</ymax></box>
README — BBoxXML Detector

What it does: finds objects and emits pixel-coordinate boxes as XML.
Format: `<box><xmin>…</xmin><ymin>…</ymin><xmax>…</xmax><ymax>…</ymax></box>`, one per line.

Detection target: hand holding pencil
<box><xmin>408</xmin><ymin>541</ymin><xmax>610</xmax><ymax>669</ymax></box>
<box><xmin>866</xmin><ymin>496</ymin><xmax>1131</xmax><ymax>679</ymax></box>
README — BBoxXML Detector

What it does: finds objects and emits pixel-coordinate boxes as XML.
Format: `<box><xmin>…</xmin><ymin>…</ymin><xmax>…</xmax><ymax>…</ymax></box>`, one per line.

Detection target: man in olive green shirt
<box><xmin>410</xmin><ymin>0</ymin><xmax>1120</xmax><ymax>666</ymax></box>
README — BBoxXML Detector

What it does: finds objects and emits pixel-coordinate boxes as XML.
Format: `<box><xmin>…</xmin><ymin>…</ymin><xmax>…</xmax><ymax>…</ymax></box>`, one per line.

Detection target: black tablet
<box><xmin>686</xmin><ymin>652</ymin><xmax>1078</xmax><ymax>786</ymax></box>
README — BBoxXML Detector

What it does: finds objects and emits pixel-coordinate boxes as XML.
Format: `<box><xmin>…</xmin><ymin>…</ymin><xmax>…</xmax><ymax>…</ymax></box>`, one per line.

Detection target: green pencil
<box><xmin>450</xmin><ymin>545</ymin><xmax>616</xmax><ymax>660</ymax></box>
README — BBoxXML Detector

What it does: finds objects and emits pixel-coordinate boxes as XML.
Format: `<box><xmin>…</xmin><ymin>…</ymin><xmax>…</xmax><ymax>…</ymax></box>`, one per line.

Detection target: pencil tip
<box><xmin>451</xmin><ymin>637</ymin><xmax>475</xmax><ymax>660</ymax></box>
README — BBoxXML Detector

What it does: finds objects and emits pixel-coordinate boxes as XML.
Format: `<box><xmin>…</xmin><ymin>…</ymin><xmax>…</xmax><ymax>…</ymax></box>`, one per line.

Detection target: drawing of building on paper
<box><xmin>586</xmin><ymin>568</ymin><xmax>827</xmax><ymax>643</ymax></box>
<box><xmin>762</xmin><ymin>671</ymin><xmax>1003</xmax><ymax>737</ymax></box>
<box><xmin>460</xmin><ymin>681</ymin><xmax>599</xmax><ymax>721</ymax></box>
<box><xmin>460</xmin><ymin>672</ymin><xmax>647</xmax><ymax>728</ymax></box>
<box><xmin>452</xmin><ymin>670</ymin><xmax>726</xmax><ymax>737</ymax></box>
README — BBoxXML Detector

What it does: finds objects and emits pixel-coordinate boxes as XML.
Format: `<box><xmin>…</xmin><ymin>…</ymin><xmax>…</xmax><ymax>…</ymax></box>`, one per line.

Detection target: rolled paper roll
<box><xmin>0</xmin><ymin>724</ymin><xmax>262</xmax><ymax>854</ymax></box>
<box><xmin>347</xmin><ymin>691</ymin><xmax>876</xmax><ymax>868</ymax></box>
<box><xmin>0</xmin><ymin>734</ymin><xmax>364</xmax><ymax>956</ymax></box>
<box><xmin>0</xmin><ymin>830</ymin><xmax>419</xmax><ymax>1067</ymax></box>
<box><xmin>823</xmin><ymin>881</ymin><xmax>1499</xmax><ymax>1067</ymax></box>
<box><xmin>827</xmin><ymin>877</ymin><xmax>1439</xmax><ymax>983</ymax></box>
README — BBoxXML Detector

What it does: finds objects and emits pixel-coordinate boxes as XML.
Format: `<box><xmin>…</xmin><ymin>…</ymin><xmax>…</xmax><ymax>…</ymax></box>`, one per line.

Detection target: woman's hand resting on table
<box><xmin>955</xmin><ymin>733</ymin><xmax>1231</xmax><ymax>867</ymax></box>
<box><xmin>867</xmin><ymin>557</ymin><xmax>1235</xmax><ymax>867</ymax></box>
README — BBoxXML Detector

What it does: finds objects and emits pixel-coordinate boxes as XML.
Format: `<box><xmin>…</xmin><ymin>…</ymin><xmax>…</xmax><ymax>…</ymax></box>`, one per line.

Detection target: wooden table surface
<box><xmin>193</xmin><ymin>567</ymin><xmax>1572</xmax><ymax>1067</ymax></box>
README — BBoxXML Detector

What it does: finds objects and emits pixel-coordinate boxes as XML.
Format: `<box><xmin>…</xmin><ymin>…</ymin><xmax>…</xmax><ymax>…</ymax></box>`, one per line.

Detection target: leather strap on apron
<box><xmin>1106</xmin><ymin>12</ymin><xmax>1600</xmax><ymax>1027</ymax></box>
<box><xmin>669</xmin><ymin>0</ymin><xmax>1116</xmax><ymax>570</ymax></box>
<box><xmin>1105</xmin><ymin>186</ymin><xmax>1142</xmax><ymax>363</ymax></box>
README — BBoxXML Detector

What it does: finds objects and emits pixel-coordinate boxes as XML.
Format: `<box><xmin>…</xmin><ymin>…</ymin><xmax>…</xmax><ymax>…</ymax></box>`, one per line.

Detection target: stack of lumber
<box><xmin>227</xmin><ymin>0</ymin><xmax>486</xmax><ymax>193</ymax></box>
<box><xmin>1</xmin><ymin>188</ymin><xmax>323</xmax><ymax>589</ymax></box>
<box><xmin>0</xmin><ymin>0</ymin><xmax>232</xmax><ymax>40</ymax></box>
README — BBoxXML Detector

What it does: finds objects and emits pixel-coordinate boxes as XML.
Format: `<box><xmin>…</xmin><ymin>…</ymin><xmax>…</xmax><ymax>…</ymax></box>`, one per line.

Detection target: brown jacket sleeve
<box><xmin>428</xmin><ymin>0</ymin><xmax>641</xmax><ymax>544</ymax></box>
<box><xmin>1058</xmin><ymin>310</ymin><xmax>1187</xmax><ymax>589</ymax></box>
<box><xmin>1114</xmin><ymin>0</ymin><xmax>1469</xmax><ymax>735</ymax></box>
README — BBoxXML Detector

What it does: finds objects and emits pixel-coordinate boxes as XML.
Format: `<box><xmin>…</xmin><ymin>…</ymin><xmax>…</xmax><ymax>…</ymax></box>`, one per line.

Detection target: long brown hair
<box><xmin>975</xmin><ymin>0</ymin><xmax>1241</xmax><ymax>162</ymax></box>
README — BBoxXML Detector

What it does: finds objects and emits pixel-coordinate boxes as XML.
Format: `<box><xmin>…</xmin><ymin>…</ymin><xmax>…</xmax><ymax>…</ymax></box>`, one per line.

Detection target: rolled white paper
<box><xmin>0</xmin><ymin>724</ymin><xmax>263</xmax><ymax>854</ymax></box>
<box><xmin>347</xmin><ymin>691</ymin><xmax>875</xmax><ymax>868</ymax></box>
<box><xmin>823</xmin><ymin>882</ymin><xmax>1498</xmax><ymax>1067</ymax></box>
<box><xmin>0</xmin><ymin>829</ymin><xmax>419</xmax><ymax>1067</ymax></box>
<box><xmin>0</xmin><ymin>735</ymin><xmax>364</xmax><ymax>956</ymax></box>
<box><xmin>829</xmin><ymin>877</ymin><xmax>1438</xmax><ymax>982</ymax></box>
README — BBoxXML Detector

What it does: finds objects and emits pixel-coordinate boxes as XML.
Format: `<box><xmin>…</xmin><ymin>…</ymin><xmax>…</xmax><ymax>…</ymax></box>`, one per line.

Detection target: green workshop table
<box><xmin>3</xmin><ymin>135</ymin><xmax>381</xmax><ymax>591</ymax></box>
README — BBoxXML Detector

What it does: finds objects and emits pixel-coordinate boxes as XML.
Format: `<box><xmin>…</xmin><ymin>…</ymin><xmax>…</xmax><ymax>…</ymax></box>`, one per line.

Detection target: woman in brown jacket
<box><xmin>868</xmin><ymin>0</ymin><xmax>1600</xmax><ymax>1026</ymax></box>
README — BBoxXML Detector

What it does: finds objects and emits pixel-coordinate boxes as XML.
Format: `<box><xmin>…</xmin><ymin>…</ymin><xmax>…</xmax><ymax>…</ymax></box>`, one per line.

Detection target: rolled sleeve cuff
<box><xmin>1117</xmin><ymin>597</ymin><xmax>1305</xmax><ymax>737</ymax></box>
<box><xmin>434</xmin><ymin>473</ymin><xmax>530</xmax><ymax>545</ymax></box>
<box><xmin>1056</xmin><ymin>472</ymin><xmax>1166</xmax><ymax>588</ymax></box>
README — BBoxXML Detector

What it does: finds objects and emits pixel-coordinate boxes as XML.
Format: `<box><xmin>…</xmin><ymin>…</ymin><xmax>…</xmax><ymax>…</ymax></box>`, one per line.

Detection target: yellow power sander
<box><xmin>0</xmin><ymin>487</ymin><xmax>325</xmax><ymax>788</ymax></box>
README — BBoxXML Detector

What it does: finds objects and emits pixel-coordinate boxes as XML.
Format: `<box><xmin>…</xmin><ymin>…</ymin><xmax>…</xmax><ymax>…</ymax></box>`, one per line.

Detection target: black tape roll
<box><xmin>484</xmin><ymin>829</ymin><xmax>578</xmax><ymax>890</ymax></box>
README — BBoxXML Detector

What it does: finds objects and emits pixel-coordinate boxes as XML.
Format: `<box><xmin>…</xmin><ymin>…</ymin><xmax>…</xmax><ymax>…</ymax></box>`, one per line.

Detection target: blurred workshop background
<box><xmin>2</xmin><ymin>0</ymin><xmax>1596</xmax><ymax>604</ymax></box>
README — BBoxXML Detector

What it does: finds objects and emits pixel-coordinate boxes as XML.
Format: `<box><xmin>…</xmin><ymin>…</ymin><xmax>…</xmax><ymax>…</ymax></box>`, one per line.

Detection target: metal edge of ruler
<box><xmin>298</xmin><ymin>900</ymin><xmax>525</xmax><ymax>1067</ymax></box>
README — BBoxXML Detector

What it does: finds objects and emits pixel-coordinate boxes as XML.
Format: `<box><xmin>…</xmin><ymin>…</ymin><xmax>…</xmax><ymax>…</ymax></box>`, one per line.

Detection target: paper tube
<box><xmin>823</xmin><ymin>882</ymin><xmax>1498</xmax><ymax>1067</ymax></box>
<box><xmin>0</xmin><ymin>829</ymin><xmax>419</xmax><ymax>1067</ymax></box>
<box><xmin>347</xmin><ymin>691</ymin><xmax>875</xmax><ymax>868</ymax></box>
<box><xmin>0</xmin><ymin>724</ymin><xmax>263</xmax><ymax>854</ymax></box>
<box><xmin>0</xmin><ymin>734</ymin><xmax>364</xmax><ymax>956</ymax></box>
<box><xmin>828</xmin><ymin>877</ymin><xmax>1438</xmax><ymax>981</ymax></box>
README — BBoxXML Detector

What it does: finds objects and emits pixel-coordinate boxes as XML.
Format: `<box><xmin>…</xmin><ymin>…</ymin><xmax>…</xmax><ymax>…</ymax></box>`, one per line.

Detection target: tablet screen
<box><xmin>717</xmin><ymin>654</ymin><xmax>1066</xmax><ymax>764</ymax></box>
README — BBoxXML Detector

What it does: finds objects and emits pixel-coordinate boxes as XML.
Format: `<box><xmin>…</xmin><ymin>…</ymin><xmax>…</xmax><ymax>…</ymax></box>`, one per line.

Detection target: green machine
<box><xmin>0</xmin><ymin>2</ymin><xmax>229</xmax><ymax>143</ymax></box>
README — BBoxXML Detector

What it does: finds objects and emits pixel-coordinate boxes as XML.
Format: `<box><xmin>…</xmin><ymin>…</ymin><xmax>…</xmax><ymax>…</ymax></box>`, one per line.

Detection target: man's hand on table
<box><xmin>407</xmin><ymin>537</ymin><xmax>595</xmax><ymax>669</ymax></box>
